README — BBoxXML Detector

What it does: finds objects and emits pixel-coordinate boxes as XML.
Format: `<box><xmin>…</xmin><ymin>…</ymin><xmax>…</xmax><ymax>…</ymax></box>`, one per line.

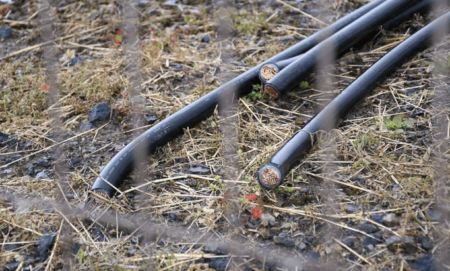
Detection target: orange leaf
<box><xmin>251</xmin><ymin>206</ymin><xmax>263</xmax><ymax>220</ymax></box>
<box><xmin>245</xmin><ymin>194</ymin><xmax>258</xmax><ymax>201</ymax></box>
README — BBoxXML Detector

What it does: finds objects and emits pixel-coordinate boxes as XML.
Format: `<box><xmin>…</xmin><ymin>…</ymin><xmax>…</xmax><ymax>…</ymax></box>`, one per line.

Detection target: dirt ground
<box><xmin>1</xmin><ymin>0</ymin><xmax>450</xmax><ymax>270</ymax></box>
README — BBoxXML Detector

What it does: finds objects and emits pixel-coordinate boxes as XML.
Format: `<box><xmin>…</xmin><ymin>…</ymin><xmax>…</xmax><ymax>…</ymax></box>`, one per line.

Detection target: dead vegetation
<box><xmin>1</xmin><ymin>0</ymin><xmax>450</xmax><ymax>270</ymax></box>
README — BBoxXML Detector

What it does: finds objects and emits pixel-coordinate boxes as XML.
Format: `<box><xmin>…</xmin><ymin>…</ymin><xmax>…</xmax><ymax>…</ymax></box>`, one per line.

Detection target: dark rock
<box><xmin>403</xmin><ymin>237</ymin><xmax>417</xmax><ymax>254</ymax></box>
<box><xmin>37</xmin><ymin>233</ymin><xmax>57</xmax><ymax>262</ymax></box>
<box><xmin>233</xmin><ymin>61</ymin><xmax>246</xmax><ymax>67</ymax></box>
<box><xmin>412</xmin><ymin>255</ymin><xmax>441</xmax><ymax>271</ymax></box>
<box><xmin>4</xmin><ymin>262</ymin><xmax>20</xmax><ymax>271</ymax></box>
<box><xmin>189</xmin><ymin>165</ymin><xmax>210</xmax><ymax>174</ymax></box>
<box><xmin>204</xmin><ymin>243</ymin><xmax>226</xmax><ymax>255</ymax></box>
<box><xmin>130</xmin><ymin>235</ymin><xmax>142</xmax><ymax>245</ymax></box>
<box><xmin>145</xmin><ymin>115</ymin><xmax>158</xmax><ymax>125</ymax></box>
<box><xmin>168</xmin><ymin>213</ymin><xmax>177</xmax><ymax>221</ymax></box>
<box><xmin>127</xmin><ymin>248</ymin><xmax>137</xmax><ymax>257</ymax></box>
<box><xmin>426</xmin><ymin>210</ymin><xmax>440</xmax><ymax>221</ymax></box>
<box><xmin>67</xmin><ymin>57</ymin><xmax>83</xmax><ymax>67</ymax></box>
<box><xmin>412</xmin><ymin>110</ymin><xmax>424</xmax><ymax>117</ymax></box>
<box><xmin>346</xmin><ymin>204</ymin><xmax>358</xmax><ymax>213</ymax></box>
<box><xmin>36</xmin><ymin>171</ymin><xmax>49</xmax><ymax>179</ymax></box>
<box><xmin>201</xmin><ymin>35</ymin><xmax>210</xmax><ymax>43</ymax></box>
<box><xmin>149</xmin><ymin>9</ymin><xmax>162</xmax><ymax>16</ymax></box>
<box><xmin>207</xmin><ymin>257</ymin><xmax>230</xmax><ymax>271</ymax></box>
<box><xmin>73</xmin><ymin>243</ymin><xmax>81</xmax><ymax>254</ymax></box>
<box><xmin>370</xmin><ymin>214</ymin><xmax>384</xmax><ymax>224</ymax></box>
<box><xmin>274</xmin><ymin>233</ymin><xmax>295</xmax><ymax>247</ymax></box>
<box><xmin>169</xmin><ymin>64</ymin><xmax>183</xmax><ymax>70</ymax></box>
<box><xmin>79</xmin><ymin>94</ymin><xmax>85</xmax><ymax>100</ymax></box>
<box><xmin>386</xmin><ymin>236</ymin><xmax>403</xmax><ymax>252</ymax></box>
<box><xmin>88</xmin><ymin>102</ymin><xmax>111</xmax><ymax>122</ymax></box>
<box><xmin>298</xmin><ymin>242</ymin><xmax>307</xmax><ymax>251</ymax></box>
<box><xmin>363</xmin><ymin>234</ymin><xmax>381</xmax><ymax>248</ymax></box>
<box><xmin>273</xmin><ymin>235</ymin><xmax>285</xmax><ymax>245</ymax></box>
<box><xmin>138</xmin><ymin>0</ymin><xmax>150</xmax><ymax>7</ymax></box>
<box><xmin>382</xmin><ymin>213</ymin><xmax>399</xmax><ymax>227</ymax></box>
<box><xmin>341</xmin><ymin>238</ymin><xmax>354</xmax><ymax>248</ymax></box>
<box><xmin>279</xmin><ymin>36</ymin><xmax>292</xmax><ymax>43</ymax></box>
<box><xmin>358</xmin><ymin>223</ymin><xmax>378</xmax><ymax>234</ymax></box>
<box><xmin>37</xmin><ymin>157</ymin><xmax>50</xmax><ymax>167</ymax></box>
<box><xmin>406</xmin><ymin>89</ymin><xmax>419</xmax><ymax>96</ymax></box>
<box><xmin>0</xmin><ymin>132</ymin><xmax>15</xmax><ymax>146</ymax></box>
<box><xmin>27</xmin><ymin>167</ymin><xmax>35</xmax><ymax>176</ymax></box>
<box><xmin>401</xmin><ymin>105</ymin><xmax>415</xmax><ymax>111</ymax></box>
<box><xmin>93</xmin><ymin>229</ymin><xmax>105</xmax><ymax>242</ymax></box>
<box><xmin>350</xmin><ymin>177</ymin><xmax>365</xmax><ymax>184</ymax></box>
<box><xmin>79</xmin><ymin>122</ymin><xmax>96</xmax><ymax>132</ymax></box>
<box><xmin>0</xmin><ymin>26</ymin><xmax>12</xmax><ymax>39</ymax></box>
<box><xmin>4</xmin><ymin>244</ymin><xmax>19</xmax><ymax>251</ymax></box>
<box><xmin>24</xmin><ymin>141</ymin><xmax>33</xmax><ymax>149</ymax></box>
<box><xmin>421</xmin><ymin>53</ymin><xmax>434</xmax><ymax>58</ymax></box>
<box><xmin>6</xmin><ymin>155</ymin><xmax>21</xmax><ymax>163</ymax></box>
<box><xmin>68</xmin><ymin>158</ymin><xmax>81</xmax><ymax>169</ymax></box>
<box><xmin>418</xmin><ymin>235</ymin><xmax>433</xmax><ymax>251</ymax></box>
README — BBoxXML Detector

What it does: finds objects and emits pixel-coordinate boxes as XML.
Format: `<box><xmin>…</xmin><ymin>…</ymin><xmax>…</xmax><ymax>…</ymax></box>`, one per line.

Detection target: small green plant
<box><xmin>355</xmin><ymin>134</ymin><xmax>369</xmax><ymax>148</ymax></box>
<box><xmin>202</xmin><ymin>116</ymin><xmax>216</xmax><ymax>127</ymax></box>
<box><xmin>210</xmin><ymin>176</ymin><xmax>225</xmax><ymax>191</ymax></box>
<box><xmin>232</xmin><ymin>10</ymin><xmax>266</xmax><ymax>36</ymax></box>
<box><xmin>372</xmin><ymin>115</ymin><xmax>414</xmax><ymax>133</ymax></box>
<box><xmin>300</xmin><ymin>81</ymin><xmax>309</xmax><ymax>89</ymax></box>
<box><xmin>242</xmin><ymin>84</ymin><xmax>264</xmax><ymax>103</ymax></box>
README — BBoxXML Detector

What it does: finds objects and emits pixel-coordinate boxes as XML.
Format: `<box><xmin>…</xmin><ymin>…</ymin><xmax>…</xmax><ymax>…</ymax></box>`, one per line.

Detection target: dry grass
<box><xmin>1</xmin><ymin>0</ymin><xmax>450</xmax><ymax>270</ymax></box>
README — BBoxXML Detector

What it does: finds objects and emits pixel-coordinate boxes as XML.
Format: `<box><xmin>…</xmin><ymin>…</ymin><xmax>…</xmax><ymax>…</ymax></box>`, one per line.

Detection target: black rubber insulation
<box><xmin>258</xmin><ymin>9</ymin><xmax>450</xmax><ymax>189</ymax></box>
<box><xmin>259</xmin><ymin>0</ymin><xmax>433</xmax><ymax>84</ymax></box>
<box><xmin>263</xmin><ymin>0</ymin><xmax>422</xmax><ymax>99</ymax></box>
<box><xmin>91</xmin><ymin>0</ymin><xmax>388</xmax><ymax>197</ymax></box>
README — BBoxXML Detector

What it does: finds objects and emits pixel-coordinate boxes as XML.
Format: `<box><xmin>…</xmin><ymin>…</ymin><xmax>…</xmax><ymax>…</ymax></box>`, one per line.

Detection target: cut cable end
<box><xmin>264</xmin><ymin>85</ymin><xmax>279</xmax><ymax>98</ymax></box>
<box><xmin>92</xmin><ymin>190</ymin><xmax>110</xmax><ymax>199</ymax></box>
<box><xmin>260</xmin><ymin>63</ymin><xmax>279</xmax><ymax>83</ymax></box>
<box><xmin>258</xmin><ymin>165</ymin><xmax>283</xmax><ymax>189</ymax></box>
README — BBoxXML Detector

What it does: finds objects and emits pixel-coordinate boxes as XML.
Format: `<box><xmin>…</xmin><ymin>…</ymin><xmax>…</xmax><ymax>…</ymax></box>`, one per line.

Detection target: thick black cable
<box><xmin>258</xmin><ymin>9</ymin><xmax>450</xmax><ymax>189</ymax></box>
<box><xmin>259</xmin><ymin>0</ymin><xmax>433</xmax><ymax>84</ymax></box>
<box><xmin>91</xmin><ymin>0</ymin><xmax>388</xmax><ymax>197</ymax></box>
<box><xmin>263</xmin><ymin>0</ymin><xmax>421</xmax><ymax>98</ymax></box>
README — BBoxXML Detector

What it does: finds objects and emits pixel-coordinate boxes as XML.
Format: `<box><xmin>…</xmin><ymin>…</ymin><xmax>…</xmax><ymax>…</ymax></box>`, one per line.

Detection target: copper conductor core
<box><xmin>264</xmin><ymin>85</ymin><xmax>279</xmax><ymax>98</ymax></box>
<box><xmin>93</xmin><ymin>191</ymin><xmax>108</xmax><ymax>199</ymax></box>
<box><xmin>260</xmin><ymin>64</ymin><xmax>278</xmax><ymax>82</ymax></box>
<box><xmin>261</xmin><ymin>167</ymin><xmax>280</xmax><ymax>186</ymax></box>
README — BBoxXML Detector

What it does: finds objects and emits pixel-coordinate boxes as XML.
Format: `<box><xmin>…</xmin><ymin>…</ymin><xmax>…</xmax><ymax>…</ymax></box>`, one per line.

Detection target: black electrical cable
<box><xmin>263</xmin><ymin>0</ymin><xmax>421</xmax><ymax>99</ymax></box>
<box><xmin>91</xmin><ymin>0</ymin><xmax>388</xmax><ymax>197</ymax></box>
<box><xmin>258</xmin><ymin>9</ymin><xmax>450</xmax><ymax>189</ymax></box>
<box><xmin>259</xmin><ymin>0</ymin><xmax>433</xmax><ymax>84</ymax></box>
